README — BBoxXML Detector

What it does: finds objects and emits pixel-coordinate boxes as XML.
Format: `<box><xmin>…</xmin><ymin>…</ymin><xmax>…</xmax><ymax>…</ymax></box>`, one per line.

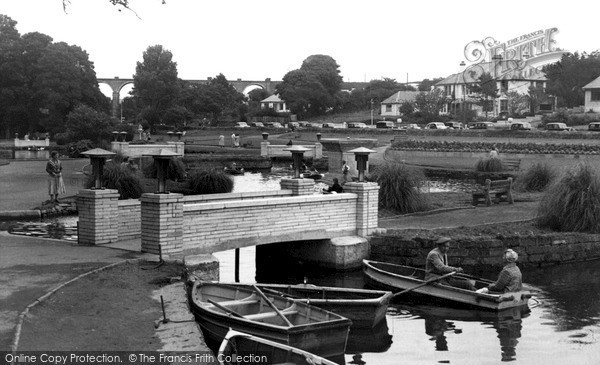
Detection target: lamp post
<box><xmin>460</xmin><ymin>61</ymin><xmax>467</xmax><ymax>125</ymax></box>
<box><xmin>284</xmin><ymin>145</ymin><xmax>309</xmax><ymax>178</ymax></box>
<box><xmin>144</xmin><ymin>149</ymin><xmax>181</xmax><ymax>194</ymax></box>
<box><xmin>81</xmin><ymin>148</ymin><xmax>116</xmax><ymax>189</ymax></box>
<box><xmin>370</xmin><ymin>99</ymin><xmax>374</xmax><ymax>126</ymax></box>
<box><xmin>348</xmin><ymin>147</ymin><xmax>375</xmax><ymax>182</ymax></box>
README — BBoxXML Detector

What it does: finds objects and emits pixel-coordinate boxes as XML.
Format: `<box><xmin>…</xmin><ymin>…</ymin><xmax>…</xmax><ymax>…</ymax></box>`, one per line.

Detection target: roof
<box><xmin>436</xmin><ymin>61</ymin><xmax>547</xmax><ymax>86</ymax></box>
<box><xmin>381</xmin><ymin>91</ymin><xmax>421</xmax><ymax>104</ymax></box>
<box><xmin>583</xmin><ymin>76</ymin><xmax>600</xmax><ymax>89</ymax></box>
<box><xmin>261</xmin><ymin>94</ymin><xmax>284</xmax><ymax>103</ymax></box>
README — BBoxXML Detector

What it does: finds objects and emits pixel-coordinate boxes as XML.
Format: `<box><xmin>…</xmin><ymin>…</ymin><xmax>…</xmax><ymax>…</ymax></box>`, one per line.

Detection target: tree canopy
<box><xmin>543</xmin><ymin>52</ymin><xmax>600</xmax><ymax>108</ymax></box>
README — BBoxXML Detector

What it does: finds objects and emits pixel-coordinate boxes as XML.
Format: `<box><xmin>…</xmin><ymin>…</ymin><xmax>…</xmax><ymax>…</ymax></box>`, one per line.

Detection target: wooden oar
<box><xmin>252</xmin><ymin>284</ymin><xmax>294</xmax><ymax>327</ymax></box>
<box><xmin>207</xmin><ymin>299</ymin><xmax>244</xmax><ymax>318</ymax></box>
<box><xmin>392</xmin><ymin>271</ymin><xmax>457</xmax><ymax>299</ymax></box>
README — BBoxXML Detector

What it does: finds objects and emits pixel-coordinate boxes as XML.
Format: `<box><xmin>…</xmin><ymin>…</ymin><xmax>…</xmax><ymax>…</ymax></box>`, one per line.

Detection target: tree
<box><xmin>132</xmin><ymin>45</ymin><xmax>180</xmax><ymax>131</ymax></box>
<box><xmin>543</xmin><ymin>52</ymin><xmax>600</xmax><ymax>108</ymax></box>
<box><xmin>399</xmin><ymin>101</ymin><xmax>415</xmax><ymax>116</ymax></box>
<box><xmin>300</xmin><ymin>55</ymin><xmax>343</xmax><ymax>96</ymax></box>
<box><xmin>506</xmin><ymin>91</ymin><xmax>529</xmax><ymax>116</ymax></box>
<box><xmin>247</xmin><ymin>88</ymin><xmax>269</xmax><ymax>113</ymax></box>
<box><xmin>413</xmin><ymin>89</ymin><xmax>446</xmax><ymax>117</ymax></box>
<box><xmin>470</xmin><ymin>72</ymin><xmax>498</xmax><ymax>117</ymax></box>
<box><xmin>65</xmin><ymin>104</ymin><xmax>116</xmax><ymax>142</ymax></box>
<box><xmin>419</xmin><ymin>78</ymin><xmax>444</xmax><ymax>92</ymax></box>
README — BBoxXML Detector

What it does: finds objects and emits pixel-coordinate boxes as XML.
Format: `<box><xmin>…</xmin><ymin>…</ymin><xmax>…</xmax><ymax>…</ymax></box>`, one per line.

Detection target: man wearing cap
<box><xmin>477</xmin><ymin>249</ymin><xmax>522</xmax><ymax>294</ymax></box>
<box><xmin>425</xmin><ymin>237</ymin><xmax>475</xmax><ymax>290</ymax></box>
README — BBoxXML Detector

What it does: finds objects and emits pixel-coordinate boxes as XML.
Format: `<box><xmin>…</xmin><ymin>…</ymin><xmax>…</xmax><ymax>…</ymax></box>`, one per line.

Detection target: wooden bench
<box><xmin>392</xmin><ymin>131</ymin><xmax>409</xmax><ymax>144</ymax></box>
<box><xmin>472</xmin><ymin>178</ymin><xmax>514</xmax><ymax>206</ymax></box>
<box><xmin>502</xmin><ymin>158</ymin><xmax>521</xmax><ymax>171</ymax></box>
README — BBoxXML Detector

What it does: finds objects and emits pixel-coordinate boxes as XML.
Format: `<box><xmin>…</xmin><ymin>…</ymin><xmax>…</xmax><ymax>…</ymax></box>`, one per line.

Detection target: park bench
<box><xmin>472</xmin><ymin>178</ymin><xmax>514</xmax><ymax>206</ymax></box>
<box><xmin>392</xmin><ymin>131</ymin><xmax>409</xmax><ymax>144</ymax></box>
<box><xmin>502</xmin><ymin>158</ymin><xmax>521</xmax><ymax>171</ymax></box>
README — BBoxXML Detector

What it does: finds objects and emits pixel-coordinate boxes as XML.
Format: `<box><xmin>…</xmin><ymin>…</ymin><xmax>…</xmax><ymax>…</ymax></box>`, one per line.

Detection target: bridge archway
<box><xmin>98</xmin><ymin>77</ymin><xmax>134</xmax><ymax>118</ymax></box>
<box><xmin>242</xmin><ymin>84</ymin><xmax>267</xmax><ymax>96</ymax></box>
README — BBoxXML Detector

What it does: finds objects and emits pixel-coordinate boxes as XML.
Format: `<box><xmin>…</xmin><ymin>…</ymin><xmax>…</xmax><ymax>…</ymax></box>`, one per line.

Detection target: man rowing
<box><xmin>425</xmin><ymin>237</ymin><xmax>475</xmax><ymax>291</ymax></box>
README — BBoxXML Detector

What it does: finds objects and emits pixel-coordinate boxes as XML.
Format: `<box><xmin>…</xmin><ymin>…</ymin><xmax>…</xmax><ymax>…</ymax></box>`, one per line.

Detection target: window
<box><xmin>591</xmin><ymin>90</ymin><xmax>600</xmax><ymax>101</ymax></box>
<box><xmin>501</xmin><ymin>81</ymin><xmax>508</xmax><ymax>93</ymax></box>
<box><xmin>385</xmin><ymin>105</ymin><xmax>392</xmax><ymax>112</ymax></box>
<box><xmin>500</xmin><ymin>99</ymin><xmax>508</xmax><ymax>112</ymax></box>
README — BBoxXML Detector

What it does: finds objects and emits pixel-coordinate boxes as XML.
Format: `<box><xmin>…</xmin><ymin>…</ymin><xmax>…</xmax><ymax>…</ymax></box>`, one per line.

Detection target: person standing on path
<box><xmin>219</xmin><ymin>134</ymin><xmax>225</xmax><ymax>148</ymax></box>
<box><xmin>231</xmin><ymin>132</ymin><xmax>236</xmax><ymax>147</ymax></box>
<box><xmin>46</xmin><ymin>150</ymin><xmax>65</xmax><ymax>203</ymax></box>
<box><xmin>341</xmin><ymin>160</ymin><xmax>350</xmax><ymax>184</ymax></box>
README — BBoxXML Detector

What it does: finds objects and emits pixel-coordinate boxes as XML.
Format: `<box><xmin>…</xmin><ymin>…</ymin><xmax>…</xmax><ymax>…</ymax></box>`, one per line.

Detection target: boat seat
<box><xmin>244</xmin><ymin>310</ymin><xmax>298</xmax><ymax>321</ymax></box>
<box><xmin>209</xmin><ymin>298</ymin><xmax>260</xmax><ymax>308</ymax></box>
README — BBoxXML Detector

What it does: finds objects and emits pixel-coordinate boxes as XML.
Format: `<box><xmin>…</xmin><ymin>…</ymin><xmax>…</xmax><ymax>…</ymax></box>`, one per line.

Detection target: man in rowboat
<box><xmin>476</xmin><ymin>249</ymin><xmax>522</xmax><ymax>294</ymax></box>
<box><xmin>425</xmin><ymin>237</ymin><xmax>475</xmax><ymax>290</ymax></box>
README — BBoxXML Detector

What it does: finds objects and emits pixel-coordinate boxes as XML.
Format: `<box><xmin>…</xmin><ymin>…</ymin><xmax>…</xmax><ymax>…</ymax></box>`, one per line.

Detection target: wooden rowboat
<box><xmin>363</xmin><ymin>259</ymin><xmax>532</xmax><ymax>311</ymax></box>
<box><xmin>188</xmin><ymin>281</ymin><xmax>351</xmax><ymax>359</ymax></box>
<box><xmin>250</xmin><ymin>283</ymin><xmax>392</xmax><ymax>329</ymax></box>
<box><xmin>218</xmin><ymin>329</ymin><xmax>338</xmax><ymax>365</ymax></box>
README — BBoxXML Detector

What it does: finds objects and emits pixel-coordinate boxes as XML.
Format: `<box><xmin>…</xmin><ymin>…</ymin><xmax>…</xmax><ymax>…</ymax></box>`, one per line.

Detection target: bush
<box><xmin>187</xmin><ymin>170</ymin><xmax>234</xmax><ymax>195</ymax></box>
<box><xmin>369</xmin><ymin>162</ymin><xmax>431</xmax><ymax>214</ymax></box>
<box><xmin>143</xmin><ymin>158</ymin><xmax>187</xmax><ymax>181</ymax></box>
<box><xmin>475</xmin><ymin>157</ymin><xmax>504</xmax><ymax>172</ymax></box>
<box><xmin>517</xmin><ymin>162</ymin><xmax>557</xmax><ymax>191</ymax></box>
<box><xmin>66</xmin><ymin>139</ymin><xmax>95</xmax><ymax>158</ymax></box>
<box><xmin>537</xmin><ymin>163</ymin><xmax>600</xmax><ymax>233</ymax></box>
<box><xmin>85</xmin><ymin>162</ymin><xmax>143</xmax><ymax>200</ymax></box>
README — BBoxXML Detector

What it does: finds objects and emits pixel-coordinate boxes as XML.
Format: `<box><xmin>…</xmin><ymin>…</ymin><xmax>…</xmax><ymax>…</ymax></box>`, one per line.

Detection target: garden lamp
<box><xmin>81</xmin><ymin>148</ymin><xmax>116</xmax><ymax>189</ymax></box>
<box><xmin>144</xmin><ymin>149</ymin><xmax>181</xmax><ymax>194</ymax></box>
<box><xmin>284</xmin><ymin>145</ymin><xmax>310</xmax><ymax>178</ymax></box>
<box><xmin>348</xmin><ymin>147</ymin><xmax>375</xmax><ymax>182</ymax></box>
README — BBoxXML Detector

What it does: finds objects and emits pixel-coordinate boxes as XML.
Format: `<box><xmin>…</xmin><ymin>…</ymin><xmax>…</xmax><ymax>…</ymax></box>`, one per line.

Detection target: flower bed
<box><xmin>392</xmin><ymin>140</ymin><xmax>600</xmax><ymax>155</ymax></box>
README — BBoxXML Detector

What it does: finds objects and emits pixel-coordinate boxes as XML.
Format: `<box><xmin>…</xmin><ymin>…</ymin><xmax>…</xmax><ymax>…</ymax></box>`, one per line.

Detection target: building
<box><xmin>583</xmin><ymin>76</ymin><xmax>600</xmax><ymax>113</ymax></box>
<box><xmin>260</xmin><ymin>94</ymin><xmax>289</xmax><ymax>113</ymax></box>
<box><xmin>380</xmin><ymin>91</ymin><xmax>422</xmax><ymax>117</ymax></box>
<box><xmin>435</xmin><ymin>60</ymin><xmax>548</xmax><ymax>117</ymax></box>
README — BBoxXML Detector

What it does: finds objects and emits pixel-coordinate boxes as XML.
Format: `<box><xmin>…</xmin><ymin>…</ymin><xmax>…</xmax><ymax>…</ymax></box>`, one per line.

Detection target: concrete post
<box><xmin>77</xmin><ymin>189</ymin><xmax>120</xmax><ymax>245</ymax></box>
<box><xmin>344</xmin><ymin>182</ymin><xmax>380</xmax><ymax>236</ymax></box>
<box><xmin>260</xmin><ymin>141</ymin><xmax>270</xmax><ymax>157</ymax></box>
<box><xmin>280</xmin><ymin>178</ymin><xmax>315</xmax><ymax>196</ymax></box>
<box><xmin>315</xmin><ymin>142</ymin><xmax>323</xmax><ymax>159</ymax></box>
<box><xmin>141</xmin><ymin>193</ymin><xmax>184</xmax><ymax>258</ymax></box>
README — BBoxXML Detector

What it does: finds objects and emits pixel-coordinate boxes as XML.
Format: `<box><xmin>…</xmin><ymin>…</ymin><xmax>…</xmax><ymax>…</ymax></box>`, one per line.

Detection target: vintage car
<box><xmin>471</xmin><ymin>122</ymin><xmax>495</xmax><ymax>129</ymax></box>
<box><xmin>545</xmin><ymin>122</ymin><xmax>572</xmax><ymax>131</ymax></box>
<box><xmin>510</xmin><ymin>122</ymin><xmax>532</xmax><ymax>130</ymax></box>
<box><xmin>444</xmin><ymin>121</ymin><xmax>465</xmax><ymax>129</ymax></box>
<box><xmin>424</xmin><ymin>122</ymin><xmax>447</xmax><ymax>129</ymax></box>
<box><xmin>589</xmin><ymin>122</ymin><xmax>600</xmax><ymax>131</ymax></box>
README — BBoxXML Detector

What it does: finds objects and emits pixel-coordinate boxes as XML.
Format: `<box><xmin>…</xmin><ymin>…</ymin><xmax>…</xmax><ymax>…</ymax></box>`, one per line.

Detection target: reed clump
<box><xmin>370</xmin><ymin>162</ymin><xmax>431</xmax><ymax>214</ymax></box>
<box><xmin>475</xmin><ymin>157</ymin><xmax>504</xmax><ymax>172</ymax></box>
<box><xmin>187</xmin><ymin>170</ymin><xmax>234</xmax><ymax>195</ymax></box>
<box><xmin>517</xmin><ymin>162</ymin><xmax>557</xmax><ymax>192</ymax></box>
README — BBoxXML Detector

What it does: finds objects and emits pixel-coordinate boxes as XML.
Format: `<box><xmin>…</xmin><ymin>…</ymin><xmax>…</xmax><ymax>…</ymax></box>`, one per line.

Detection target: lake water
<box><xmin>216</xmin><ymin>247</ymin><xmax>600</xmax><ymax>365</ymax></box>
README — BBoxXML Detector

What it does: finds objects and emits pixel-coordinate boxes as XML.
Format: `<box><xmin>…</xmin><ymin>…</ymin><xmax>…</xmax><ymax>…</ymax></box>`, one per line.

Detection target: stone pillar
<box><xmin>166</xmin><ymin>141</ymin><xmax>185</xmax><ymax>156</ymax></box>
<box><xmin>141</xmin><ymin>193</ymin><xmax>184</xmax><ymax>258</ymax></box>
<box><xmin>260</xmin><ymin>141</ymin><xmax>270</xmax><ymax>157</ymax></box>
<box><xmin>344</xmin><ymin>182</ymin><xmax>380</xmax><ymax>236</ymax></box>
<box><xmin>280</xmin><ymin>178</ymin><xmax>315</xmax><ymax>196</ymax></box>
<box><xmin>110</xmin><ymin>141</ymin><xmax>129</xmax><ymax>156</ymax></box>
<box><xmin>315</xmin><ymin>142</ymin><xmax>322</xmax><ymax>159</ymax></box>
<box><xmin>77</xmin><ymin>189</ymin><xmax>120</xmax><ymax>245</ymax></box>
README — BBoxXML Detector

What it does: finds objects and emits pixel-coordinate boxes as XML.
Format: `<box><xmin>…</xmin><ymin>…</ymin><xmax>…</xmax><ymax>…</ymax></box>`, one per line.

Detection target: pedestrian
<box><xmin>231</xmin><ymin>132</ymin><xmax>235</xmax><ymax>147</ymax></box>
<box><xmin>219</xmin><ymin>135</ymin><xmax>225</xmax><ymax>148</ymax></box>
<box><xmin>341</xmin><ymin>160</ymin><xmax>350</xmax><ymax>184</ymax></box>
<box><xmin>234</xmin><ymin>134</ymin><xmax>240</xmax><ymax>148</ymax></box>
<box><xmin>490</xmin><ymin>145</ymin><xmax>499</xmax><ymax>159</ymax></box>
<box><xmin>323</xmin><ymin>178</ymin><xmax>344</xmax><ymax>194</ymax></box>
<box><xmin>476</xmin><ymin>249</ymin><xmax>522</xmax><ymax>294</ymax></box>
<box><xmin>46</xmin><ymin>150</ymin><xmax>65</xmax><ymax>203</ymax></box>
<box><xmin>425</xmin><ymin>237</ymin><xmax>475</xmax><ymax>291</ymax></box>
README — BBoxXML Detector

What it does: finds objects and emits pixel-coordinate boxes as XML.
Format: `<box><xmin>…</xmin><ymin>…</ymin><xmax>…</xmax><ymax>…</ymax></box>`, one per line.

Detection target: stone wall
<box><xmin>370</xmin><ymin>231</ymin><xmax>600</xmax><ymax>270</ymax></box>
<box><xmin>117</xmin><ymin>199</ymin><xmax>141</xmax><ymax>240</ymax></box>
<box><xmin>111</xmin><ymin>141</ymin><xmax>184</xmax><ymax>158</ymax></box>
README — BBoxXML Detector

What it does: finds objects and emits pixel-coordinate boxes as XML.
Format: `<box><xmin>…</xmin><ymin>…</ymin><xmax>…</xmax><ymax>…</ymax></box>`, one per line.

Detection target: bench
<box><xmin>502</xmin><ymin>158</ymin><xmax>521</xmax><ymax>171</ymax></box>
<box><xmin>392</xmin><ymin>131</ymin><xmax>409</xmax><ymax>144</ymax></box>
<box><xmin>472</xmin><ymin>178</ymin><xmax>514</xmax><ymax>206</ymax></box>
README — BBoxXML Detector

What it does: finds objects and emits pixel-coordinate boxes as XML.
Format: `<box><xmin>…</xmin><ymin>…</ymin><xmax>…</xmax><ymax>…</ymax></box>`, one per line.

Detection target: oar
<box><xmin>252</xmin><ymin>284</ymin><xmax>294</xmax><ymax>327</ymax></box>
<box><xmin>392</xmin><ymin>271</ymin><xmax>457</xmax><ymax>299</ymax></box>
<box><xmin>207</xmin><ymin>299</ymin><xmax>244</xmax><ymax>318</ymax></box>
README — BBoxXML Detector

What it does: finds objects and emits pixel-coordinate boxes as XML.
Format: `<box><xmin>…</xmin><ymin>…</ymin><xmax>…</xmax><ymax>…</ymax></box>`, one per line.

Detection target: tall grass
<box><xmin>517</xmin><ymin>162</ymin><xmax>556</xmax><ymax>191</ymax></box>
<box><xmin>537</xmin><ymin>163</ymin><xmax>600</xmax><ymax>233</ymax></box>
<box><xmin>85</xmin><ymin>162</ymin><xmax>143</xmax><ymax>199</ymax></box>
<box><xmin>187</xmin><ymin>170</ymin><xmax>234</xmax><ymax>195</ymax></box>
<box><xmin>475</xmin><ymin>157</ymin><xmax>504</xmax><ymax>172</ymax></box>
<box><xmin>370</xmin><ymin>162</ymin><xmax>431</xmax><ymax>214</ymax></box>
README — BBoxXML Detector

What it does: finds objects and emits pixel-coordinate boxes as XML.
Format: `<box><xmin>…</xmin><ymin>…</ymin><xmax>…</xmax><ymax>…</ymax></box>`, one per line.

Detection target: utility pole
<box><xmin>370</xmin><ymin>99</ymin><xmax>374</xmax><ymax>125</ymax></box>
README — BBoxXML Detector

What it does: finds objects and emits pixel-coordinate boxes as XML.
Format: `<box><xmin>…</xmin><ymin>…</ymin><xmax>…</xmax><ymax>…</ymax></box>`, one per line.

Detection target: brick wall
<box><xmin>111</xmin><ymin>141</ymin><xmax>184</xmax><ymax>158</ymax></box>
<box><xmin>118</xmin><ymin>199</ymin><xmax>141</xmax><ymax>240</ymax></box>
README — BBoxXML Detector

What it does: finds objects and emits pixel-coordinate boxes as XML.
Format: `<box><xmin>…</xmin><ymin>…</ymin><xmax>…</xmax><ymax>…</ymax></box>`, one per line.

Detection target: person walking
<box><xmin>46</xmin><ymin>151</ymin><xmax>65</xmax><ymax>203</ymax></box>
<box><xmin>218</xmin><ymin>135</ymin><xmax>225</xmax><ymax>148</ymax></box>
<box><xmin>231</xmin><ymin>132</ymin><xmax>236</xmax><ymax>147</ymax></box>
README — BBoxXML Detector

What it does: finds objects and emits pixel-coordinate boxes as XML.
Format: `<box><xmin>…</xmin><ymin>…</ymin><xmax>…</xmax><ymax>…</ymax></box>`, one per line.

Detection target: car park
<box><xmin>348</xmin><ymin>122</ymin><xmax>368</xmax><ymax>129</ymax></box>
<box><xmin>510</xmin><ymin>122</ymin><xmax>532</xmax><ymax>130</ymax></box>
<box><xmin>444</xmin><ymin>121</ymin><xmax>464</xmax><ymax>129</ymax></box>
<box><xmin>589</xmin><ymin>122</ymin><xmax>600</xmax><ymax>131</ymax></box>
<box><xmin>471</xmin><ymin>122</ymin><xmax>494</xmax><ymax>129</ymax></box>
<box><xmin>250</xmin><ymin>122</ymin><xmax>264</xmax><ymax>127</ymax></box>
<box><xmin>234</xmin><ymin>122</ymin><xmax>250</xmax><ymax>128</ymax></box>
<box><xmin>376</xmin><ymin>121</ymin><xmax>395</xmax><ymax>129</ymax></box>
<box><xmin>545</xmin><ymin>122</ymin><xmax>573</xmax><ymax>131</ymax></box>
<box><xmin>424</xmin><ymin>122</ymin><xmax>447</xmax><ymax>130</ymax></box>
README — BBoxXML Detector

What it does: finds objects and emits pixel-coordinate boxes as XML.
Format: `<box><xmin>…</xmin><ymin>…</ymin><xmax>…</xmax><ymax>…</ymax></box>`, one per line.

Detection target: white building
<box><xmin>260</xmin><ymin>94</ymin><xmax>289</xmax><ymax>113</ymax></box>
<box><xmin>583</xmin><ymin>76</ymin><xmax>600</xmax><ymax>113</ymax></box>
<box><xmin>380</xmin><ymin>91</ymin><xmax>421</xmax><ymax>117</ymax></box>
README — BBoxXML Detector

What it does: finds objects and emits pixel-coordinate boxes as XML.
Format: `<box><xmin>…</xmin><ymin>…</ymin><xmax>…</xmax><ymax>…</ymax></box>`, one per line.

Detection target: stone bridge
<box><xmin>77</xmin><ymin>178</ymin><xmax>379</xmax><ymax>269</ymax></box>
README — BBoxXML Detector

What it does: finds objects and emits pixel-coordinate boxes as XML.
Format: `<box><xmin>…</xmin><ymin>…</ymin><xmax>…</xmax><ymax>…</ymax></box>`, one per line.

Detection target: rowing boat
<box><xmin>363</xmin><ymin>260</ymin><xmax>531</xmax><ymax>311</ymax></box>
<box><xmin>252</xmin><ymin>283</ymin><xmax>392</xmax><ymax>328</ymax></box>
<box><xmin>218</xmin><ymin>329</ymin><xmax>339</xmax><ymax>365</ymax></box>
<box><xmin>188</xmin><ymin>281</ymin><xmax>351</xmax><ymax>359</ymax></box>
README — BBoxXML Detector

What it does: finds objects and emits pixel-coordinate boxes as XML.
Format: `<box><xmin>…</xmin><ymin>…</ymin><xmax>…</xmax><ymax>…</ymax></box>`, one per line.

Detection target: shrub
<box><xmin>369</xmin><ymin>162</ymin><xmax>431</xmax><ymax>214</ymax></box>
<box><xmin>537</xmin><ymin>163</ymin><xmax>600</xmax><ymax>233</ymax></box>
<box><xmin>85</xmin><ymin>162</ymin><xmax>143</xmax><ymax>200</ymax></box>
<box><xmin>143</xmin><ymin>158</ymin><xmax>187</xmax><ymax>181</ymax></box>
<box><xmin>187</xmin><ymin>170</ymin><xmax>234</xmax><ymax>195</ymax></box>
<box><xmin>475</xmin><ymin>157</ymin><xmax>504</xmax><ymax>172</ymax></box>
<box><xmin>66</xmin><ymin>139</ymin><xmax>95</xmax><ymax>158</ymax></box>
<box><xmin>517</xmin><ymin>162</ymin><xmax>557</xmax><ymax>191</ymax></box>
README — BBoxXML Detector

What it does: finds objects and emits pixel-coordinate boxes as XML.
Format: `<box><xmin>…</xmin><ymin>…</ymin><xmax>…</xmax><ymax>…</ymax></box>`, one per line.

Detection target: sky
<box><xmin>2</xmin><ymin>0</ymin><xmax>600</xmax><ymax>94</ymax></box>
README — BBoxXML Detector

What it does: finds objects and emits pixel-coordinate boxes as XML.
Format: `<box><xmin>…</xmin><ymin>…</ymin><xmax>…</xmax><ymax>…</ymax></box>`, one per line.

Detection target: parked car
<box><xmin>424</xmin><ymin>122</ymin><xmax>447</xmax><ymax>130</ymax></box>
<box><xmin>376</xmin><ymin>121</ymin><xmax>395</xmax><ymax>129</ymax></box>
<box><xmin>510</xmin><ymin>122</ymin><xmax>532</xmax><ymax>130</ymax></box>
<box><xmin>234</xmin><ymin>122</ymin><xmax>250</xmax><ymax>128</ymax></box>
<box><xmin>323</xmin><ymin>123</ymin><xmax>341</xmax><ymax>128</ymax></box>
<box><xmin>471</xmin><ymin>122</ymin><xmax>494</xmax><ymax>129</ymax></box>
<box><xmin>250</xmin><ymin>122</ymin><xmax>264</xmax><ymax>127</ymax></box>
<box><xmin>348</xmin><ymin>122</ymin><xmax>368</xmax><ymax>129</ymax></box>
<box><xmin>266</xmin><ymin>122</ymin><xmax>284</xmax><ymax>128</ymax></box>
<box><xmin>545</xmin><ymin>122</ymin><xmax>573</xmax><ymax>131</ymax></box>
<box><xmin>289</xmin><ymin>122</ymin><xmax>300</xmax><ymax>130</ymax></box>
<box><xmin>589</xmin><ymin>122</ymin><xmax>600</xmax><ymax>131</ymax></box>
<box><xmin>398</xmin><ymin>123</ymin><xmax>421</xmax><ymax>130</ymax></box>
<box><xmin>444</xmin><ymin>121</ymin><xmax>464</xmax><ymax>129</ymax></box>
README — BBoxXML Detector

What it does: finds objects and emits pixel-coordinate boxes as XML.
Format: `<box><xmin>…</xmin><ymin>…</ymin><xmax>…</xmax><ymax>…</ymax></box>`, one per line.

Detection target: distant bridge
<box><xmin>98</xmin><ymin>76</ymin><xmax>368</xmax><ymax>117</ymax></box>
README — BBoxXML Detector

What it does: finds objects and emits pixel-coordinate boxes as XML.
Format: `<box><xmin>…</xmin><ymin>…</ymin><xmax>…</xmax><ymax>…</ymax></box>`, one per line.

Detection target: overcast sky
<box><xmin>3</xmin><ymin>0</ymin><xmax>599</xmax><ymax>89</ymax></box>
